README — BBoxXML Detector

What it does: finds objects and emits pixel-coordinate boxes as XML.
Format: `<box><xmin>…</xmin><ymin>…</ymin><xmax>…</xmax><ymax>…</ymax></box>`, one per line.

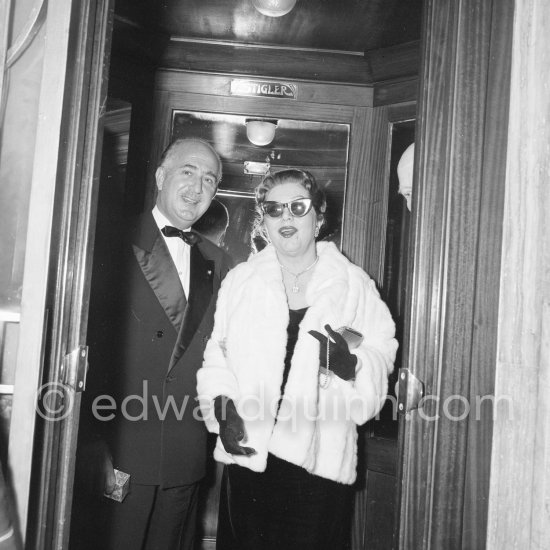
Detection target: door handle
<box><xmin>396</xmin><ymin>368</ymin><xmax>425</xmax><ymax>414</ymax></box>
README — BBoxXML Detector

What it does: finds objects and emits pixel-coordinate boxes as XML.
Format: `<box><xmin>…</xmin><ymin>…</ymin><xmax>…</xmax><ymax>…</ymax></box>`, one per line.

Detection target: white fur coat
<box><xmin>196</xmin><ymin>241</ymin><xmax>397</xmax><ymax>484</ymax></box>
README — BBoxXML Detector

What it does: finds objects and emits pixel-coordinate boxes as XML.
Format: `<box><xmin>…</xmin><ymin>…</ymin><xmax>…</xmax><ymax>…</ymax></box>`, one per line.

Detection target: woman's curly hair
<box><xmin>250</xmin><ymin>169</ymin><xmax>326</xmax><ymax>252</ymax></box>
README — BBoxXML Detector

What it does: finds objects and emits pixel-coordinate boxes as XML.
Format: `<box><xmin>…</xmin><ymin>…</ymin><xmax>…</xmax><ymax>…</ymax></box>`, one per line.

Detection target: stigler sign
<box><xmin>230</xmin><ymin>79</ymin><xmax>297</xmax><ymax>100</ymax></box>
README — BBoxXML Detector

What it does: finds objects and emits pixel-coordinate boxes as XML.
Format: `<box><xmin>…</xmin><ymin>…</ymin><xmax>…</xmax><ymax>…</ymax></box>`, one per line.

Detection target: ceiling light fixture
<box><xmin>252</xmin><ymin>0</ymin><xmax>297</xmax><ymax>17</ymax></box>
<box><xmin>246</xmin><ymin>119</ymin><xmax>278</xmax><ymax>146</ymax></box>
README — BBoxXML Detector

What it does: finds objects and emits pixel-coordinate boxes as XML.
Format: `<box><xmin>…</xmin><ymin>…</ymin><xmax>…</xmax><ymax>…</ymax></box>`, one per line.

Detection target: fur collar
<box><xmin>243</xmin><ymin>241</ymin><xmax>362</xmax><ymax>328</ymax></box>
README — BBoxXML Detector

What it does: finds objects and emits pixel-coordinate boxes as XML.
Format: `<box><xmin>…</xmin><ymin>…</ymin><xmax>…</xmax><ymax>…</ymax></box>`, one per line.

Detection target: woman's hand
<box><xmin>309</xmin><ymin>324</ymin><xmax>358</xmax><ymax>381</ymax></box>
<box><xmin>214</xmin><ymin>396</ymin><xmax>256</xmax><ymax>456</ymax></box>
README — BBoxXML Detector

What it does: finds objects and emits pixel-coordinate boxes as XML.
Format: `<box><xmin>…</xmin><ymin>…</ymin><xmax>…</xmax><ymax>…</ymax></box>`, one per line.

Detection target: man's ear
<box><xmin>155</xmin><ymin>167</ymin><xmax>164</xmax><ymax>190</ymax></box>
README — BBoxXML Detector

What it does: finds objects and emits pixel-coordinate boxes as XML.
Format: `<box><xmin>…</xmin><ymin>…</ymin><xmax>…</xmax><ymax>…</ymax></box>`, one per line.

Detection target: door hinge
<box><xmin>397</xmin><ymin>368</ymin><xmax>425</xmax><ymax>414</ymax></box>
<box><xmin>60</xmin><ymin>345</ymin><xmax>88</xmax><ymax>392</ymax></box>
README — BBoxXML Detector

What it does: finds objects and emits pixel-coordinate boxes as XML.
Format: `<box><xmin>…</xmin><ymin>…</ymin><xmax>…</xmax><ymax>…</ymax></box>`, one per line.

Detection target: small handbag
<box><xmin>319</xmin><ymin>326</ymin><xmax>364</xmax><ymax>388</ymax></box>
<box><xmin>334</xmin><ymin>326</ymin><xmax>364</xmax><ymax>349</ymax></box>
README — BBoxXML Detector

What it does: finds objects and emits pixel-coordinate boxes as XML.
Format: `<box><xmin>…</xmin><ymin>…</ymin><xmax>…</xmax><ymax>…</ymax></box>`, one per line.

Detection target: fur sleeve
<box><xmin>196</xmin><ymin>267</ymin><xmax>241</xmax><ymax>433</ymax></box>
<box><xmin>339</xmin><ymin>273</ymin><xmax>398</xmax><ymax>425</ymax></box>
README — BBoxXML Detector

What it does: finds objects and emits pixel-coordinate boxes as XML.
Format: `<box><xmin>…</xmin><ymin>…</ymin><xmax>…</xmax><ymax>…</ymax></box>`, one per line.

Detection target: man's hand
<box><xmin>78</xmin><ymin>439</ymin><xmax>116</xmax><ymax>496</ymax></box>
<box><xmin>214</xmin><ymin>396</ymin><xmax>256</xmax><ymax>456</ymax></box>
<box><xmin>309</xmin><ymin>324</ymin><xmax>358</xmax><ymax>382</ymax></box>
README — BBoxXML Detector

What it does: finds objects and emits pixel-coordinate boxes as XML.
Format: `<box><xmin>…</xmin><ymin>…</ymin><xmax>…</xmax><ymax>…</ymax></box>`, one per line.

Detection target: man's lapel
<box><xmin>168</xmin><ymin>243</ymin><xmax>214</xmax><ymax>371</ymax></box>
<box><xmin>132</xmin><ymin>213</ymin><xmax>186</xmax><ymax>334</ymax></box>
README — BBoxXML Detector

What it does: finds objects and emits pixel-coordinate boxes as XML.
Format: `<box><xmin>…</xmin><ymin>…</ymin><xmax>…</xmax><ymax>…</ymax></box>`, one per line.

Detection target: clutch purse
<box><xmin>319</xmin><ymin>326</ymin><xmax>363</xmax><ymax>389</ymax></box>
<box><xmin>334</xmin><ymin>326</ymin><xmax>364</xmax><ymax>349</ymax></box>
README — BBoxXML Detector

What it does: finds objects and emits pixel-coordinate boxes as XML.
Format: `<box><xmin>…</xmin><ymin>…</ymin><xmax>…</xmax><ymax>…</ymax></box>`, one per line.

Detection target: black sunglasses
<box><xmin>262</xmin><ymin>198</ymin><xmax>313</xmax><ymax>218</ymax></box>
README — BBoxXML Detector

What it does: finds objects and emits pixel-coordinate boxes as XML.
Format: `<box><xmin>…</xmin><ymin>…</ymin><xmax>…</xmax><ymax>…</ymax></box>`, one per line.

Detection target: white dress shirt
<box><xmin>152</xmin><ymin>206</ymin><xmax>191</xmax><ymax>297</ymax></box>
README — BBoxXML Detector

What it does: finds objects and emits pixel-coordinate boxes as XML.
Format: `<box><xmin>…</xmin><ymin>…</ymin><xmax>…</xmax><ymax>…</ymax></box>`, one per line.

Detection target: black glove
<box><xmin>309</xmin><ymin>324</ymin><xmax>358</xmax><ymax>382</ymax></box>
<box><xmin>214</xmin><ymin>396</ymin><xmax>256</xmax><ymax>456</ymax></box>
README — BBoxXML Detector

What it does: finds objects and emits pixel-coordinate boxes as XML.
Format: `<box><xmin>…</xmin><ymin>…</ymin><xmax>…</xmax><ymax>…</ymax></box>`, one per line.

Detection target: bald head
<box><xmin>159</xmin><ymin>138</ymin><xmax>222</xmax><ymax>182</ymax></box>
<box><xmin>397</xmin><ymin>142</ymin><xmax>414</xmax><ymax>211</ymax></box>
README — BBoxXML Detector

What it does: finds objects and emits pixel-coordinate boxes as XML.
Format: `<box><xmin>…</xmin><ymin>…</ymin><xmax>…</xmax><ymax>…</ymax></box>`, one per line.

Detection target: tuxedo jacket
<box><xmin>85</xmin><ymin>211</ymin><xmax>232</xmax><ymax>488</ymax></box>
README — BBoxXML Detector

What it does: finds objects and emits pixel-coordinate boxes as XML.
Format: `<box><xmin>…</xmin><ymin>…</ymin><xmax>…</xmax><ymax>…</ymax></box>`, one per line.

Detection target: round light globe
<box><xmin>246</xmin><ymin>120</ymin><xmax>277</xmax><ymax>146</ymax></box>
<box><xmin>252</xmin><ymin>0</ymin><xmax>297</xmax><ymax>17</ymax></box>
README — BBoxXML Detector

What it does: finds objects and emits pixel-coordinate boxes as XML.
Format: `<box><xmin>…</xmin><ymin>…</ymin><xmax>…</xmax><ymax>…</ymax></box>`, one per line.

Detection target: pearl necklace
<box><xmin>278</xmin><ymin>256</ymin><xmax>319</xmax><ymax>293</ymax></box>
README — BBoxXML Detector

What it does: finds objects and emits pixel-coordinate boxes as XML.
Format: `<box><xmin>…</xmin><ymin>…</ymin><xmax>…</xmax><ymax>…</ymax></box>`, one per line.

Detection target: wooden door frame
<box><xmin>37</xmin><ymin>2</ymin><xmax>114</xmax><ymax>547</ymax></box>
<box><xmin>8</xmin><ymin>0</ymin><xmax>114</xmax><ymax>546</ymax></box>
<box><xmin>397</xmin><ymin>0</ymin><xmax>515</xmax><ymax>547</ymax></box>
<box><xmin>351</xmin><ymin>100</ymin><xmax>416</xmax><ymax>550</ymax></box>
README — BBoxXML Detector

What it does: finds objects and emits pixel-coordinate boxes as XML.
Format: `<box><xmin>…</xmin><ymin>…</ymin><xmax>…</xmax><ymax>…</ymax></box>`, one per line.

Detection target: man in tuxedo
<box><xmin>74</xmin><ymin>138</ymin><xmax>232</xmax><ymax>550</ymax></box>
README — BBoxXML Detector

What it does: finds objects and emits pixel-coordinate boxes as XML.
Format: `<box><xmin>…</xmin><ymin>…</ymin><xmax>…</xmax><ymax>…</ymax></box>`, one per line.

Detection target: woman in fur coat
<box><xmin>197</xmin><ymin>169</ymin><xmax>397</xmax><ymax>550</ymax></box>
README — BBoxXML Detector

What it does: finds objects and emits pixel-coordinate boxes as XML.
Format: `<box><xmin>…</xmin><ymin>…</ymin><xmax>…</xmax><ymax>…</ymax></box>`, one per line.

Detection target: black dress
<box><xmin>217</xmin><ymin>308</ymin><xmax>353</xmax><ymax>550</ymax></box>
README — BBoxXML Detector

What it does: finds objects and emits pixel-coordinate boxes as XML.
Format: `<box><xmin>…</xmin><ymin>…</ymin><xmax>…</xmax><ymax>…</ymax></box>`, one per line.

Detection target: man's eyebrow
<box><xmin>179</xmin><ymin>162</ymin><xmax>219</xmax><ymax>181</ymax></box>
<box><xmin>204</xmin><ymin>169</ymin><xmax>218</xmax><ymax>180</ymax></box>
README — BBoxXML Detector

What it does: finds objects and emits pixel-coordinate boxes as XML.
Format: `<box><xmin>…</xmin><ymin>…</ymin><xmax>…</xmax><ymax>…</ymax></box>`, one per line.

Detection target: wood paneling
<box><xmin>398</xmin><ymin>0</ymin><xmax>513</xmax><ymax>548</ymax></box>
<box><xmin>428</xmin><ymin>1</ymin><xmax>493</xmax><ymax>543</ymax></box>
<box><xmin>151</xmin><ymin>0</ymin><xmax>423</xmax><ymax>54</ymax></box>
<box><xmin>365</xmin><ymin>41</ymin><xmax>421</xmax><ymax>83</ymax></box>
<box><xmin>155</xmin><ymin>70</ymin><xmax>374</xmax><ymax>108</ymax></box>
<box><xmin>342</xmin><ymin>105</ymin><xmax>390</xmax><ymax>282</ymax></box>
<box><xmin>161</xmin><ymin>40</ymin><xmax>372</xmax><ymax>85</ymax></box>
<box><xmin>487</xmin><ymin>0</ymin><xmax>550</xmax><ymax>547</ymax></box>
<box><xmin>387</xmin><ymin>102</ymin><xmax>417</xmax><ymax>123</ymax></box>
<box><xmin>364</xmin><ymin>471</ymin><xmax>397</xmax><ymax>550</ymax></box>
<box><xmin>367</xmin><ymin>41</ymin><xmax>420</xmax><ymax>106</ymax></box>
<box><xmin>373</xmin><ymin>79</ymin><xmax>419</xmax><ymax>107</ymax></box>
<box><xmin>158</xmin><ymin>39</ymin><xmax>422</xmax><ymax>91</ymax></box>
<box><xmin>462</xmin><ymin>0</ymin><xmax>514</xmax><ymax>545</ymax></box>
<box><xmin>111</xmin><ymin>2</ymin><xmax>424</xmax><ymax>96</ymax></box>
<box><xmin>365</xmin><ymin>437</ymin><xmax>398</xmax><ymax>477</ymax></box>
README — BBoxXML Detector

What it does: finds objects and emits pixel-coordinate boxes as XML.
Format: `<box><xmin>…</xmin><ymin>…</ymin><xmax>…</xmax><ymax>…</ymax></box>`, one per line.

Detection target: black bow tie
<box><xmin>161</xmin><ymin>226</ymin><xmax>201</xmax><ymax>246</ymax></box>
